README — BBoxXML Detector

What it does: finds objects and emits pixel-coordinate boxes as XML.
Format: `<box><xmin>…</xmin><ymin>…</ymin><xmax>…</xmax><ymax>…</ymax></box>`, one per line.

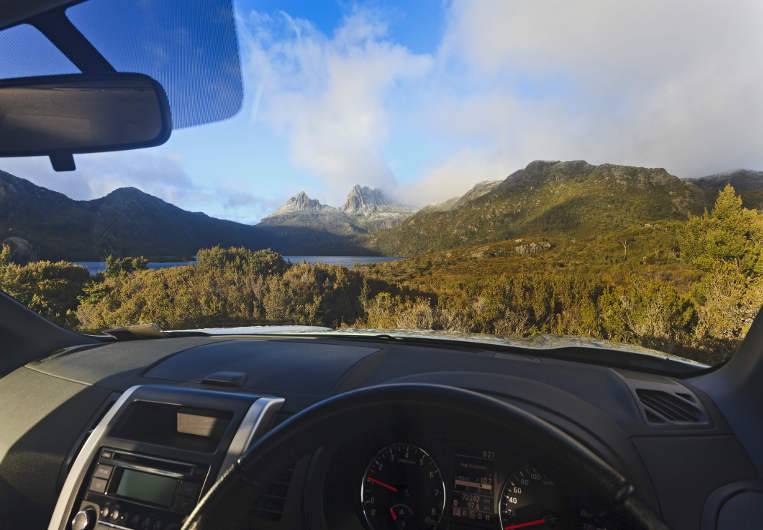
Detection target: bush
<box><xmin>0</xmin><ymin>246</ymin><xmax>90</xmax><ymax>327</ymax></box>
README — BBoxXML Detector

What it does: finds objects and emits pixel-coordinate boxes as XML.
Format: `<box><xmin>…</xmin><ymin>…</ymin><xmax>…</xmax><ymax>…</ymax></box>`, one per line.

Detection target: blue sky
<box><xmin>2</xmin><ymin>0</ymin><xmax>762</xmax><ymax>223</ymax></box>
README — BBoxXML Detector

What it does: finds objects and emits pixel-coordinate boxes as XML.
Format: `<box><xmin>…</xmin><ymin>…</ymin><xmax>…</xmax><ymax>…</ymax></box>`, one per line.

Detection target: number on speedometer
<box><xmin>360</xmin><ymin>443</ymin><xmax>446</xmax><ymax>530</ymax></box>
<box><xmin>499</xmin><ymin>465</ymin><xmax>562</xmax><ymax>530</ymax></box>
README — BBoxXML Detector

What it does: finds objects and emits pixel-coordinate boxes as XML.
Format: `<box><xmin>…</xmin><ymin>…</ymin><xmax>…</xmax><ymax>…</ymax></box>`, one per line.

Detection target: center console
<box><xmin>48</xmin><ymin>385</ymin><xmax>284</xmax><ymax>530</ymax></box>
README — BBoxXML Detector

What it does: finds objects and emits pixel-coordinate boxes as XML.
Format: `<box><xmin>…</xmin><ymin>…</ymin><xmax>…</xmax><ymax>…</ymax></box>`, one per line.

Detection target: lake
<box><xmin>75</xmin><ymin>256</ymin><xmax>401</xmax><ymax>276</ymax></box>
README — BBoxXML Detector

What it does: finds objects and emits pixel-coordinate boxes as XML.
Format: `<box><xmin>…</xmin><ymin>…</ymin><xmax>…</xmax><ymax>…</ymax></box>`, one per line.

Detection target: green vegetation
<box><xmin>0</xmin><ymin>245</ymin><xmax>90</xmax><ymax>328</ymax></box>
<box><xmin>1</xmin><ymin>185</ymin><xmax>760</xmax><ymax>366</ymax></box>
<box><xmin>372</xmin><ymin>161</ymin><xmax>706</xmax><ymax>256</ymax></box>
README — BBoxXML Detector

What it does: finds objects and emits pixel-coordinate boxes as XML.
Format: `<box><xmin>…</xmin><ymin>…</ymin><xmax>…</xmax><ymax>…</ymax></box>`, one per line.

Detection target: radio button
<box><xmin>93</xmin><ymin>464</ymin><xmax>113</xmax><ymax>479</ymax></box>
<box><xmin>88</xmin><ymin>477</ymin><xmax>108</xmax><ymax>493</ymax></box>
<box><xmin>110</xmin><ymin>507</ymin><xmax>120</xmax><ymax>521</ymax></box>
<box><xmin>100</xmin><ymin>506</ymin><xmax>110</xmax><ymax>518</ymax></box>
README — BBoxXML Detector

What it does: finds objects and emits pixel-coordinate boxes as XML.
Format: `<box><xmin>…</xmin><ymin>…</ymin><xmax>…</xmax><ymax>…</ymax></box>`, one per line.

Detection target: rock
<box><xmin>514</xmin><ymin>241</ymin><xmax>552</xmax><ymax>256</ymax></box>
<box><xmin>260</xmin><ymin>185</ymin><xmax>415</xmax><ymax>234</ymax></box>
<box><xmin>2</xmin><ymin>236</ymin><xmax>36</xmax><ymax>264</ymax></box>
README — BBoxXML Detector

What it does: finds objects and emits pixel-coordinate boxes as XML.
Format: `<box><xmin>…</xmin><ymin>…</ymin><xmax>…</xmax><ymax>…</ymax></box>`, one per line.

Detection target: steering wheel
<box><xmin>181</xmin><ymin>383</ymin><xmax>668</xmax><ymax>530</ymax></box>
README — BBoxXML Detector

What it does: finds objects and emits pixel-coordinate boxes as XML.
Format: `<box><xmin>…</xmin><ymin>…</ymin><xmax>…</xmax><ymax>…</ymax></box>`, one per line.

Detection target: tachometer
<box><xmin>360</xmin><ymin>443</ymin><xmax>446</xmax><ymax>530</ymax></box>
<box><xmin>499</xmin><ymin>465</ymin><xmax>562</xmax><ymax>530</ymax></box>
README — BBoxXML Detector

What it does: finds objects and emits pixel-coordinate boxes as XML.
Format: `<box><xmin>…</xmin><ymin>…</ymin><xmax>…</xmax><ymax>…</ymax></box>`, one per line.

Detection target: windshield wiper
<box><xmin>97</xmin><ymin>323</ymin><xmax>210</xmax><ymax>341</ymax></box>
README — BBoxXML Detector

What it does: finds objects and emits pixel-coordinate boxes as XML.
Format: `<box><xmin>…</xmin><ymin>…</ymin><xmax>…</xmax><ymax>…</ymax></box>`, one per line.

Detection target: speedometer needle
<box><xmin>367</xmin><ymin>476</ymin><xmax>399</xmax><ymax>493</ymax></box>
<box><xmin>504</xmin><ymin>518</ymin><xmax>546</xmax><ymax>530</ymax></box>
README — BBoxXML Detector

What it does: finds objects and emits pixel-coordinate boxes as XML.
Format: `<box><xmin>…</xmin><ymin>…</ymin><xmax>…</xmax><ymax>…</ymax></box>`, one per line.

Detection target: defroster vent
<box><xmin>635</xmin><ymin>388</ymin><xmax>708</xmax><ymax>425</ymax></box>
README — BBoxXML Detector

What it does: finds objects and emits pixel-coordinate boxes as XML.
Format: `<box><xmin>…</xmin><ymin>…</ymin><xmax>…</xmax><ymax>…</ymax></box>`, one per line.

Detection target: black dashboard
<box><xmin>0</xmin><ymin>335</ymin><xmax>758</xmax><ymax>530</ymax></box>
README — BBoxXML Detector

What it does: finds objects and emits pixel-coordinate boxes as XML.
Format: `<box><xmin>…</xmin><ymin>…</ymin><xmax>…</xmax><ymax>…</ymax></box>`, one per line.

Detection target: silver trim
<box><xmin>48</xmin><ymin>385</ymin><xmax>141</xmax><ymax>530</ymax></box>
<box><xmin>103</xmin><ymin>448</ymin><xmax>198</xmax><ymax>471</ymax></box>
<box><xmin>113</xmin><ymin>462</ymin><xmax>185</xmax><ymax>479</ymax></box>
<box><xmin>94</xmin><ymin>522</ymin><xmax>131</xmax><ymax>530</ymax></box>
<box><xmin>217</xmin><ymin>396</ymin><xmax>285</xmax><ymax>479</ymax></box>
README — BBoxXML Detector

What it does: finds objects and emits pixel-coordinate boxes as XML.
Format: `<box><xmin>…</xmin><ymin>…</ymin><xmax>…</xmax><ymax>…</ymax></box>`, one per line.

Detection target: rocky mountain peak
<box><xmin>342</xmin><ymin>185</ymin><xmax>391</xmax><ymax>215</ymax></box>
<box><xmin>270</xmin><ymin>191</ymin><xmax>329</xmax><ymax>216</ymax></box>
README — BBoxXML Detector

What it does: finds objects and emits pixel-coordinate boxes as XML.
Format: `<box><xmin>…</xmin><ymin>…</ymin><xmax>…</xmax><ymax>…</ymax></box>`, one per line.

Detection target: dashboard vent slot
<box><xmin>636</xmin><ymin>389</ymin><xmax>707</xmax><ymax>424</ymax></box>
<box><xmin>250</xmin><ymin>465</ymin><xmax>295</xmax><ymax>522</ymax></box>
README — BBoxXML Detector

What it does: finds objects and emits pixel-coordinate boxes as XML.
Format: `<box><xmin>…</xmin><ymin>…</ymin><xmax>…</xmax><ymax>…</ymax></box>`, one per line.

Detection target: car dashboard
<box><xmin>0</xmin><ymin>336</ymin><xmax>757</xmax><ymax>530</ymax></box>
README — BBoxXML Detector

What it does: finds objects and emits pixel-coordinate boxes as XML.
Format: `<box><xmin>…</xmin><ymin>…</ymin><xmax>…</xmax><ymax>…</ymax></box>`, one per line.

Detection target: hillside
<box><xmin>693</xmin><ymin>170</ymin><xmax>763</xmax><ymax>210</ymax></box>
<box><xmin>259</xmin><ymin>185</ymin><xmax>414</xmax><ymax>235</ymax></box>
<box><xmin>0</xmin><ymin>171</ymin><xmax>270</xmax><ymax>259</ymax></box>
<box><xmin>372</xmin><ymin>161</ymin><xmax>708</xmax><ymax>255</ymax></box>
<box><xmin>0</xmin><ymin>171</ymin><xmax>373</xmax><ymax>259</ymax></box>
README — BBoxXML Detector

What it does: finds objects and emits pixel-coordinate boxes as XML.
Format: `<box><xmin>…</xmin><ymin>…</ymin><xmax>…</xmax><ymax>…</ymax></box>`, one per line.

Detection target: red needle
<box><xmin>367</xmin><ymin>476</ymin><xmax>399</xmax><ymax>493</ymax></box>
<box><xmin>504</xmin><ymin>518</ymin><xmax>546</xmax><ymax>530</ymax></box>
<box><xmin>389</xmin><ymin>507</ymin><xmax>398</xmax><ymax>521</ymax></box>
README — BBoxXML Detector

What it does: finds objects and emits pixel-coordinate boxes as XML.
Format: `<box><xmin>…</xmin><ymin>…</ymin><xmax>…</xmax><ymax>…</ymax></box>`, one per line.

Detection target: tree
<box><xmin>104</xmin><ymin>255</ymin><xmax>148</xmax><ymax>276</ymax></box>
<box><xmin>680</xmin><ymin>185</ymin><xmax>763</xmax><ymax>275</ymax></box>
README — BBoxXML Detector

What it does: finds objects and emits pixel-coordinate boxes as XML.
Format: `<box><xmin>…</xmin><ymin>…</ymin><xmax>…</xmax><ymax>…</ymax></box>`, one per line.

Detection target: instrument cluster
<box><xmin>331</xmin><ymin>439</ymin><xmax>631</xmax><ymax>530</ymax></box>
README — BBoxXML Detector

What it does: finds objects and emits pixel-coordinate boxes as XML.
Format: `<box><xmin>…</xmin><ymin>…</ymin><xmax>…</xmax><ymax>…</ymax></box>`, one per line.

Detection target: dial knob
<box><xmin>71</xmin><ymin>507</ymin><xmax>96</xmax><ymax>530</ymax></box>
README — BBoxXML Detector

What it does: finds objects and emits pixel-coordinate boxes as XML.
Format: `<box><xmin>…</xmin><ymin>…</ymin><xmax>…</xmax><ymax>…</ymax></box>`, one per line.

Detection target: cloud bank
<box><xmin>241</xmin><ymin>9</ymin><xmax>433</xmax><ymax>201</ymax></box>
<box><xmin>240</xmin><ymin>0</ymin><xmax>763</xmax><ymax>206</ymax></box>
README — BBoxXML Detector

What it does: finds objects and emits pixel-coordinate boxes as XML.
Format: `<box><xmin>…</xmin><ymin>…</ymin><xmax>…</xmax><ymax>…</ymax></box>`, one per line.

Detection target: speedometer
<box><xmin>499</xmin><ymin>465</ymin><xmax>562</xmax><ymax>530</ymax></box>
<box><xmin>360</xmin><ymin>443</ymin><xmax>446</xmax><ymax>530</ymax></box>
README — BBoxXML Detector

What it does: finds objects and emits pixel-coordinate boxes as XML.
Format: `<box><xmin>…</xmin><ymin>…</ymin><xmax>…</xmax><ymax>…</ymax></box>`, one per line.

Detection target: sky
<box><xmin>1</xmin><ymin>0</ymin><xmax>762</xmax><ymax>223</ymax></box>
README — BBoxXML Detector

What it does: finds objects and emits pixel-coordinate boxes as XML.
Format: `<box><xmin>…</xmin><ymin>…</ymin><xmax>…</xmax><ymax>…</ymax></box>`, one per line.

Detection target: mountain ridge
<box><xmin>371</xmin><ymin>160</ymin><xmax>714</xmax><ymax>255</ymax></box>
<box><xmin>3</xmin><ymin>161</ymin><xmax>763</xmax><ymax>261</ymax></box>
<box><xmin>0</xmin><ymin>171</ymin><xmax>376</xmax><ymax>259</ymax></box>
<box><xmin>692</xmin><ymin>169</ymin><xmax>763</xmax><ymax>210</ymax></box>
<box><xmin>259</xmin><ymin>185</ymin><xmax>414</xmax><ymax>234</ymax></box>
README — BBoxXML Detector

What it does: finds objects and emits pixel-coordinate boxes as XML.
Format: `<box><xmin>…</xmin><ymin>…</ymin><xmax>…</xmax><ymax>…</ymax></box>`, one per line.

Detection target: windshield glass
<box><xmin>1</xmin><ymin>0</ymin><xmax>762</xmax><ymax>368</ymax></box>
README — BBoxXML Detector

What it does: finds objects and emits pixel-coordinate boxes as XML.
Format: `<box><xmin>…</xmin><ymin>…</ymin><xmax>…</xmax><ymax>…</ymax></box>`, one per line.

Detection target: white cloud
<box><xmin>240</xmin><ymin>8</ymin><xmax>433</xmax><ymax>203</ymax></box>
<box><xmin>235</xmin><ymin>1</ymin><xmax>763</xmax><ymax>209</ymax></box>
<box><xmin>429</xmin><ymin>0</ymin><xmax>763</xmax><ymax>185</ymax></box>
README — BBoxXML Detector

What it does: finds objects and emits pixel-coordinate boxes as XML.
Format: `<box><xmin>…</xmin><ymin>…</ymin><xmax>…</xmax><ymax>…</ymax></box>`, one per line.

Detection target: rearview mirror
<box><xmin>0</xmin><ymin>73</ymin><xmax>172</xmax><ymax>170</ymax></box>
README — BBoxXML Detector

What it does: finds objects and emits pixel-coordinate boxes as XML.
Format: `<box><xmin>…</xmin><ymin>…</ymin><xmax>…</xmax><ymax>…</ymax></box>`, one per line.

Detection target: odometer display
<box><xmin>361</xmin><ymin>443</ymin><xmax>446</xmax><ymax>530</ymax></box>
<box><xmin>499</xmin><ymin>465</ymin><xmax>562</xmax><ymax>530</ymax></box>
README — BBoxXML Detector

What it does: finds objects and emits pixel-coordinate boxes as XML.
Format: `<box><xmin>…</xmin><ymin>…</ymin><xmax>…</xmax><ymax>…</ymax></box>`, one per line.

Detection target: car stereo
<box><xmin>73</xmin><ymin>448</ymin><xmax>207</xmax><ymax>530</ymax></box>
<box><xmin>49</xmin><ymin>386</ymin><xmax>285</xmax><ymax>530</ymax></box>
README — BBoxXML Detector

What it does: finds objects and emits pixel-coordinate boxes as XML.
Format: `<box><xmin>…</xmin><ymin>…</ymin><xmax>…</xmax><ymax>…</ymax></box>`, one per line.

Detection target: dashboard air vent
<box><xmin>250</xmin><ymin>465</ymin><xmax>295</xmax><ymax>522</ymax></box>
<box><xmin>635</xmin><ymin>388</ymin><xmax>707</xmax><ymax>424</ymax></box>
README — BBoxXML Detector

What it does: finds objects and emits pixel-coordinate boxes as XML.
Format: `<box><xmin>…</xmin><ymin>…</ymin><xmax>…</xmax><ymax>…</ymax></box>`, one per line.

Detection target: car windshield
<box><xmin>1</xmin><ymin>0</ymin><xmax>762</xmax><ymax>369</ymax></box>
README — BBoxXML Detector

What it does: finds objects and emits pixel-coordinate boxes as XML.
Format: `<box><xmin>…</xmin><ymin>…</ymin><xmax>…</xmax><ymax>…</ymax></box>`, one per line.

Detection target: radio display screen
<box><xmin>115</xmin><ymin>469</ymin><xmax>178</xmax><ymax>507</ymax></box>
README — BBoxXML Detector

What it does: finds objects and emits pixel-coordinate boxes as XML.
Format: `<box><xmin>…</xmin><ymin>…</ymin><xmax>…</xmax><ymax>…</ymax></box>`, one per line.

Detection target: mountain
<box><xmin>692</xmin><ymin>170</ymin><xmax>763</xmax><ymax>210</ymax></box>
<box><xmin>0</xmin><ymin>171</ymin><xmax>266</xmax><ymax>259</ymax></box>
<box><xmin>269</xmin><ymin>191</ymin><xmax>331</xmax><ymax>216</ymax></box>
<box><xmin>420</xmin><ymin>180</ymin><xmax>501</xmax><ymax>213</ymax></box>
<box><xmin>371</xmin><ymin>160</ymin><xmax>709</xmax><ymax>256</ymax></box>
<box><xmin>342</xmin><ymin>185</ymin><xmax>415</xmax><ymax>230</ymax></box>
<box><xmin>259</xmin><ymin>185</ymin><xmax>414</xmax><ymax>235</ymax></box>
<box><xmin>0</xmin><ymin>171</ymin><xmax>373</xmax><ymax>259</ymax></box>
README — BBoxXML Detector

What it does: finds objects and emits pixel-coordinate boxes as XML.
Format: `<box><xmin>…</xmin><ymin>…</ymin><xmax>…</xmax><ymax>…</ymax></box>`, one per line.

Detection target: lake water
<box><xmin>75</xmin><ymin>256</ymin><xmax>401</xmax><ymax>276</ymax></box>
